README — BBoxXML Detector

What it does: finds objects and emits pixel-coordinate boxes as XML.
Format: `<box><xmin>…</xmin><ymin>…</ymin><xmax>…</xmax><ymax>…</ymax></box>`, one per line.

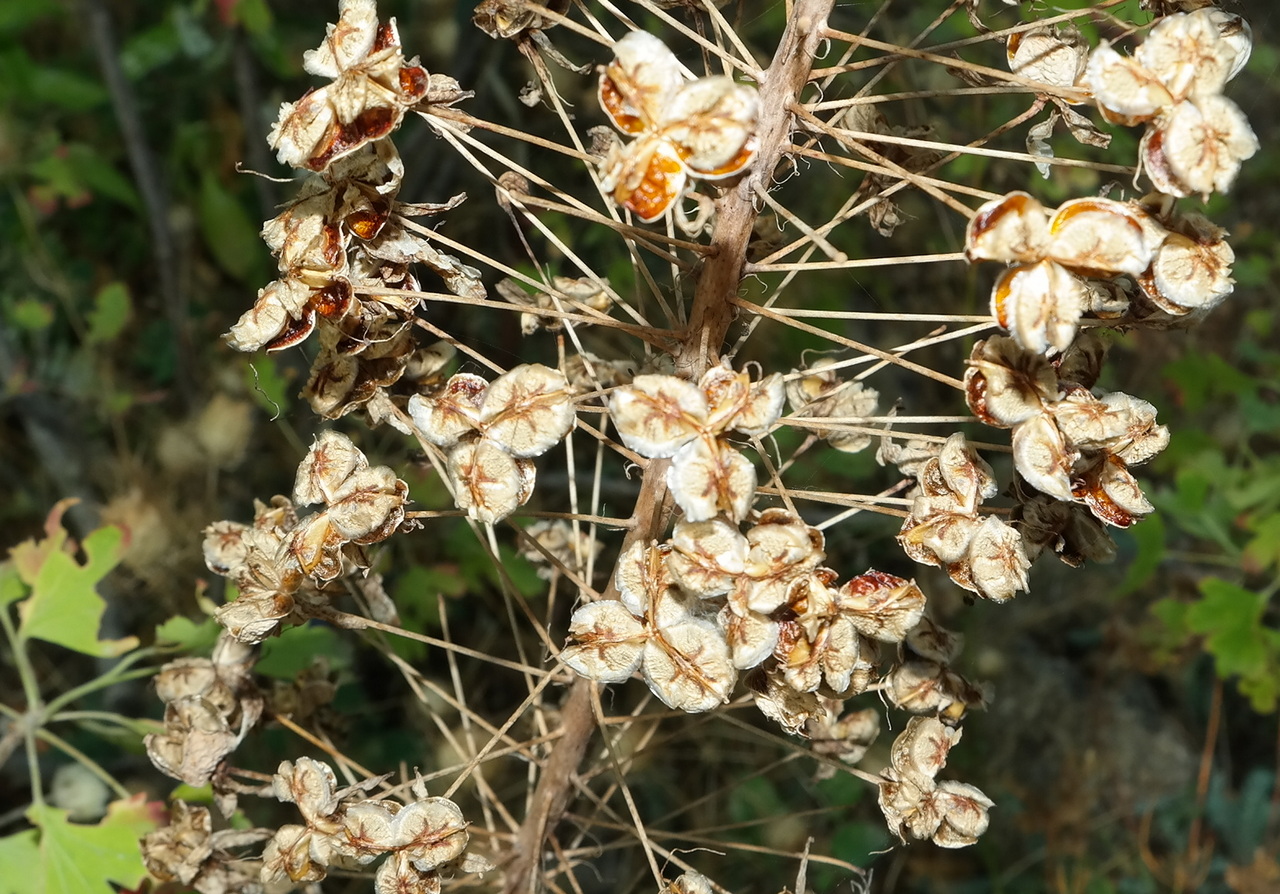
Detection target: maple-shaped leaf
<box><xmin>27</xmin><ymin>796</ymin><xmax>158</xmax><ymax>894</ymax></box>
<box><xmin>1187</xmin><ymin>578</ymin><xmax>1269</xmax><ymax>681</ymax></box>
<box><xmin>9</xmin><ymin>499</ymin><xmax>80</xmax><ymax>587</ymax></box>
<box><xmin>17</xmin><ymin>522</ymin><xmax>138</xmax><ymax>657</ymax></box>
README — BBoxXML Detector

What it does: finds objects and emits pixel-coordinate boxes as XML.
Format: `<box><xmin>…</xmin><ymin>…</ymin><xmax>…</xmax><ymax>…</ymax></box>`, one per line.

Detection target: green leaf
<box><xmin>27</xmin><ymin>797</ymin><xmax>155</xmax><ymax>894</ymax></box>
<box><xmin>8</xmin><ymin>298</ymin><xmax>54</xmax><ymax>331</ymax></box>
<box><xmin>0</xmin><ymin>828</ymin><xmax>40</xmax><ymax>894</ymax></box>
<box><xmin>63</xmin><ymin>146</ymin><xmax>141</xmax><ymax>211</ymax></box>
<box><xmin>1244</xmin><ymin>513</ymin><xmax>1280</xmax><ymax>572</ymax></box>
<box><xmin>27</xmin><ymin>66</ymin><xmax>108</xmax><ymax>112</ymax></box>
<box><xmin>0</xmin><ymin>563</ymin><xmax>26</xmax><ymax>608</ymax></box>
<box><xmin>258</xmin><ymin>625</ymin><xmax>348</xmax><ymax>679</ymax></box>
<box><xmin>198</xmin><ymin>172</ymin><xmax>267</xmax><ymax>285</ymax></box>
<box><xmin>86</xmin><ymin>283</ymin><xmax>131</xmax><ymax>345</ymax></box>
<box><xmin>154</xmin><ymin>614</ymin><xmax>221</xmax><ymax>652</ymax></box>
<box><xmin>17</xmin><ymin>525</ymin><xmax>138</xmax><ymax>657</ymax></box>
<box><xmin>120</xmin><ymin>19</ymin><xmax>182</xmax><ymax>80</ymax></box>
<box><xmin>232</xmin><ymin>0</ymin><xmax>275</xmax><ymax>35</ymax></box>
<box><xmin>1186</xmin><ymin>578</ymin><xmax>1268</xmax><ymax>680</ymax></box>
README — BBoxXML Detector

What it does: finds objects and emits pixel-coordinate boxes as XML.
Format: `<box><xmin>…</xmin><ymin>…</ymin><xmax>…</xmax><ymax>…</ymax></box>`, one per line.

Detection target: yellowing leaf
<box><xmin>27</xmin><ymin>797</ymin><xmax>157</xmax><ymax>894</ymax></box>
<box><xmin>9</xmin><ymin>500</ymin><xmax>77</xmax><ymax>586</ymax></box>
<box><xmin>17</xmin><ymin>524</ymin><xmax>137</xmax><ymax>657</ymax></box>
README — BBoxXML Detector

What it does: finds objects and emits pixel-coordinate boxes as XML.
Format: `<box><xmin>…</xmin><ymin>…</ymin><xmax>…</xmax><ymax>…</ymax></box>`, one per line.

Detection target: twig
<box><xmin>85</xmin><ymin>2</ymin><xmax>191</xmax><ymax>397</ymax></box>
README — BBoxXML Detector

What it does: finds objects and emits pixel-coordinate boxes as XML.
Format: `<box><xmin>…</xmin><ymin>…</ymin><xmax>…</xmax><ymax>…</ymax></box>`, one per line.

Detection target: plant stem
<box><xmin>43</xmin><ymin>651</ymin><xmax>163</xmax><ymax>717</ymax></box>
<box><xmin>1</xmin><ymin>604</ymin><xmax>45</xmax><ymax>806</ymax></box>
<box><xmin>501</xmin><ymin>1</ymin><xmax>836</xmax><ymax>889</ymax></box>
<box><xmin>34</xmin><ymin>727</ymin><xmax>132</xmax><ymax>802</ymax></box>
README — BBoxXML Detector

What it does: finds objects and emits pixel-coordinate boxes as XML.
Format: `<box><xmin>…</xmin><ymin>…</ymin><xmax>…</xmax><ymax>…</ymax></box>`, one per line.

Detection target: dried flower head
<box><xmin>598</xmin><ymin>31</ymin><xmax>759</xmax><ymax>221</ymax></box>
<box><xmin>269</xmin><ymin>0</ymin><xmax>430</xmax><ymax>171</ymax></box>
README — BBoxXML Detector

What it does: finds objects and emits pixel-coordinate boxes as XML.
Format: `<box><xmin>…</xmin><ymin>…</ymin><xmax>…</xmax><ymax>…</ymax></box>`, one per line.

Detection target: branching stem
<box><xmin>501</xmin><ymin>1</ymin><xmax>836</xmax><ymax>889</ymax></box>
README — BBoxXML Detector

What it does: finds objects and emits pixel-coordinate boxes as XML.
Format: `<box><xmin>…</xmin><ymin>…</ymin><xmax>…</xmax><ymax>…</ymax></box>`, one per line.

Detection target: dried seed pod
<box><xmin>561</xmin><ymin>601</ymin><xmax>647</xmax><ymax>683</ymax></box>
<box><xmin>1073</xmin><ymin>454</ymin><xmax>1154</xmax><ymax>528</ymax></box>
<box><xmin>965</xmin><ymin>515</ymin><xmax>1031</xmax><ymax>603</ymax></box>
<box><xmin>1015</xmin><ymin>491</ymin><xmax>1116</xmax><ymax>567</ymax></box>
<box><xmin>1046</xmin><ymin>198</ymin><xmax>1157</xmax><ymax>277</ymax></box>
<box><xmin>643</xmin><ymin>617</ymin><xmax>736</xmax><ymax>712</ymax></box>
<box><xmin>965</xmin><ymin>191</ymin><xmax>1050</xmax><ymax>264</ymax></box>
<box><xmin>787</xmin><ymin>360</ymin><xmax>881</xmax><ymax>452</ymax></box>
<box><xmin>407</xmin><ymin>373</ymin><xmax>489</xmax><ymax>447</ymax></box>
<box><xmin>899</xmin><ymin>507</ymin><xmax>980</xmax><ymax>567</ymax></box>
<box><xmin>609</xmin><ymin>374</ymin><xmax>708</xmax><ymax>457</ymax></box>
<box><xmin>700</xmin><ymin>364</ymin><xmax>784</xmax><ymax>436</ymax></box>
<box><xmin>1012</xmin><ymin>412</ymin><xmax>1075</xmax><ymax>501</ymax></box>
<box><xmin>1146</xmin><ymin>95</ymin><xmax>1257</xmax><ymax>198</ymax></box>
<box><xmin>1139</xmin><ymin>230</ymin><xmax>1235</xmax><ymax>315</ymax></box>
<box><xmin>928</xmin><ymin>781</ymin><xmax>995</xmax><ymax>848</ymax></box>
<box><xmin>1054</xmin><ymin>330</ymin><xmax>1109</xmax><ymax>389</ymax></box>
<box><xmin>719</xmin><ymin>604</ymin><xmax>780</xmax><ymax>670</ymax></box>
<box><xmin>668</xmin><ymin>518</ymin><xmax>747</xmax><ymax>598</ymax></box>
<box><xmin>390</xmin><ymin>798</ymin><xmax>469</xmax><ymax>870</ymax></box>
<box><xmin>904</xmin><ymin>616</ymin><xmax>964</xmax><ymax>663</ymax></box>
<box><xmin>667</xmin><ymin>436</ymin><xmax>757</xmax><ymax>523</ymax></box>
<box><xmin>737</xmin><ymin>509</ymin><xmax>825</xmax><ymax>613</ymax></box>
<box><xmin>965</xmin><ymin>336</ymin><xmax>1059</xmax><ymax>427</ymax></box>
<box><xmin>991</xmin><ymin>259</ymin><xmax>1087</xmax><ymax>355</ymax></box>
<box><xmin>836</xmin><ymin>570</ymin><xmax>927</xmax><ymax>643</ymax></box>
<box><xmin>445</xmin><ymin>439</ymin><xmax>535</xmax><ymax>524</ymax></box>
<box><xmin>599</xmin><ymin>31</ymin><xmax>758</xmax><ymax>221</ymax></box>
<box><xmin>935</xmin><ymin>433</ymin><xmax>999</xmax><ymax>509</ymax></box>
<box><xmin>273</xmin><ymin>757</ymin><xmax>342</xmax><ymax>827</ymax></box>
<box><xmin>479</xmin><ymin>363</ymin><xmax>577</xmax><ymax>457</ymax></box>
<box><xmin>269</xmin><ymin>0</ymin><xmax>430</xmax><ymax>171</ymax></box>
<box><xmin>891</xmin><ymin>715</ymin><xmax>961</xmax><ymax>786</ymax></box>
<box><xmin>294</xmin><ymin>430</ymin><xmax>370</xmax><ymax>506</ymax></box>
<box><xmin>1007</xmin><ymin>24</ymin><xmax>1087</xmax><ymax>90</ymax></box>
<box><xmin>375</xmin><ymin>851</ymin><xmax>441</xmax><ymax>894</ymax></box>
<box><xmin>809</xmin><ymin>707</ymin><xmax>881</xmax><ymax>767</ymax></box>
<box><xmin>261</xmin><ymin>824</ymin><xmax>327</xmax><ymax>885</ymax></box>
<box><xmin>884</xmin><ymin>658</ymin><xmax>984</xmax><ymax>717</ymax></box>
<box><xmin>746</xmin><ymin>665</ymin><xmax>830</xmax><ymax>735</ymax></box>
<box><xmin>614</xmin><ymin>541</ymin><xmax>674</xmax><ymax>616</ymax></box>
<box><xmin>666</xmin><ymin>871</ymin><xmax>715</xmax><ymax>894</ymax></box>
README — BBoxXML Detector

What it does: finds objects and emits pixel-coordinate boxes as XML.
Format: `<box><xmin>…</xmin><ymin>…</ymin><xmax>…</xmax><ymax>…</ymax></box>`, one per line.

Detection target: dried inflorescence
<box><xmin>785</xmin><ymin>359</ymin><xmax>880</xmax><ymax>453</ymax></box>
<box><xmin>495</xmin><ymin>276</ymin><xmax>613</xmax><ymax>335</ymax></box>
<box><xmin>408</xmin><ymin>364</ymin><xmax>577</xmax><ymax>523</ymax></box>
<box><xmin>877</xmin><ymin>716</ymin><xmax>994</xmax><ymax>848</ymax></box>
<box><xmin>141</xmin><ymin>801</ymin><xmax>272</xmax><ymax>894</ymax></box>
<box><xmin>1132</xmin><ymin>194</ymin><xmax>1236</xmax><ymax>321</ymax></box>
<box><xmin>898</xmin><ymin>433</ymin><xmax>1030</xmax><ymax>602</ymax></box>
<box><xmin>966</xmin><ymin>335</ymin><xmax>1168</xmax><ymax>530</ymax></box>
<box><xmin>1007</xmin><ymin>24</ymin><xmax>1087</xmax><ymax>91</ymax></box>
<box><xmin>518</xmin><ymin>519</ymin><xmax>604</xmax><ymax>580</ymax></box>
<box><xmin>269</xmin><ymin>0</ymin><xmax>430</xmax><ymax>172</ymax></box>
<box><xmin>965</xmin><ymin>191</ymin><xmax>1164</xmax><ymax>353</ymax></box>
<box><xmin>1083</xmin><ymin>7</ymin><xmax>1257</xmax><ymax>197</ymax></box>
<box><xmin>227</xmin><ymin>139</ymin><xmax>480</xmax><ymax>366</ymax></box>
<box><xmin>145</xmin><ymin>635</ymin><xmax>262</xmax><ymax>787</ymax></box>
<box><xmin>597</xmin><ymin>31</ymin><xmax>759</xmax><ymax>222</ymax></box>
<box><xmin>257</xmin><ymin>758</ymin><xmax>489</xmax><ymax>892</ymax></box>
<box><xmin>563</xmin><ymin>508</ymin><xmax>929</xmax><ymax>719</ymax></box>
<box><xmin>204</xmin><ymin>432</ymin><xmax>408</xmax><ymax>643</ymax></box>
<box><xmin>609</xmin><ymin>363</ymin><xmax>784</xmax><ymax>523</ymax></box>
